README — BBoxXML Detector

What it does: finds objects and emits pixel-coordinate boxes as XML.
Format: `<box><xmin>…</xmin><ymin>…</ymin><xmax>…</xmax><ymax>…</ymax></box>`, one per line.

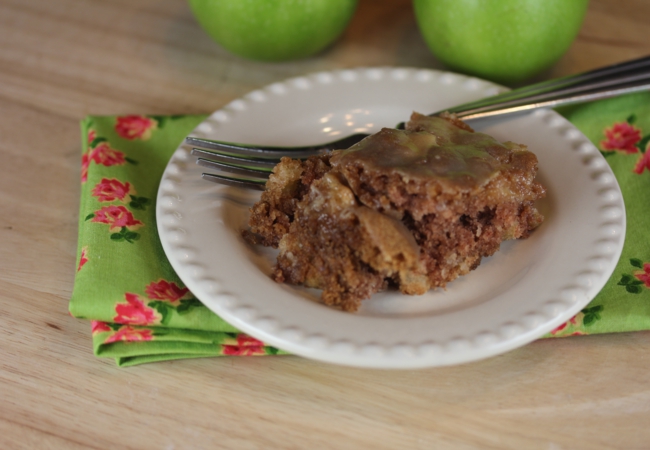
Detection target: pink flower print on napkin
<box><xmin>91</xmin><ymin>205</ymin><xmax>143</xmax><ymax>231</ymax></box>
<box><xmin>104</xmin><ymin>326</ymin><xmax>154</xmax><ymax>344</ymax></box>
<box><xmin>77</xmin><ymin>246</ymin><xmax>89</xmax><ymax>272</ymax></box>
<box><xmin>601</xmin><ymin>122</ymin><xmax>642</xmax><ymax>154</ymax></box>
<box><xmin>91</xmin><ymin>320</ymin><xmax>111</xmax><ymax>334</ymax></box>
<box><xmin>89</xmin><ymin>142</ymin><xmax>127</xmax><ymax>166</ymax></box>
<box><xmin>634</xmin><ymin>263</ymin><xmax>650</xmax><ymax>288</ymax></box>
<box><xmin>81</xmin><ymin>153</ymin><xmax>90</xmax><ymax>183</ymax></box>
<box><xmin>634</xmin><ymin>151</ymin><xmax>650</xmax><ymax>175</ymax></box>
<box><xmin>145</xmin><ymin>280</ymin><xmax>190</xmax><ymax>305</ymax></box>
<box><xmin>91</xmin><ymin>178</ymin><xmax>133</xmax><ymax>202</ymax></box>
<box><xmin>115</xmin><ymin>115</ymin><xmax>158</xmax><ymax>141</ymax></box>
<box><xmin>548</xmin><ymin>309</ymin><xmax>593</xmax><ymax>337</ymax></box>
<box><xmin>114</xmin><ymin>293</ymin><xmax>161</xmax><ymax>325</ymax></box>
<box><xmin>550</xmin><ymin>315</ymin><xmax>579</xmax><ymax>335</ymax></box>
<box><xmin>561</xmin><ymin>330</ymin><xmax>587</xmax><ymax>337</ymax></box>
<box><xmin>223</xmin><ymin>335</ymin><xmax>267</xmax><ymax>356</ymax></box>
<box><xmin>87</xmin><ymin>129</ymin><xmax>96</xmax><ymax>146</ymax></box>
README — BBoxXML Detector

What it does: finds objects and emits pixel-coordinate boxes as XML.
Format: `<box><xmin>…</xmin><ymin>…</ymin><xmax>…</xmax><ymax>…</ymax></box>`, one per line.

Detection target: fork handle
<box><xmin>448</xmin><ymin>55</ymin><xmax>650</xmax><ymax>117</ymax></box>
<box><xmin>390</xmin><ymin>57</ymin><xmax>650</xmax><ymax>127</ymax></box>
<box><xmin>454</xmin><ymin>73</ymin><xmax>650</xmax><ymax>120</ymax></box>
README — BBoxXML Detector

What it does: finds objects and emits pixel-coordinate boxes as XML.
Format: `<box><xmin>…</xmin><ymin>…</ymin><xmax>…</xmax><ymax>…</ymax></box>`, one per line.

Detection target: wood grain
<box><xmin>1</xmin><ymin>0</ymin><xmax>649</xmax><ymax>448</ymax></box>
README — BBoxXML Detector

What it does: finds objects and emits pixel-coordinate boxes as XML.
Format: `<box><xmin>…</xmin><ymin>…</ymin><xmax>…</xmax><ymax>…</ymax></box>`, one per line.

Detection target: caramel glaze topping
<box><xmin>331</xmin><ymin>112</ymin><xmax>531</xmax><ymax>190</ymax></box>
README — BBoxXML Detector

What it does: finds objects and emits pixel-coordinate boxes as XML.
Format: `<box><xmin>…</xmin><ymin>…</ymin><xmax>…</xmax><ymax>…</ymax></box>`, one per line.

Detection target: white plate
<box><xmin>157</xmin><ymin>68</ymin><xmax>625</xmax><ymax>369</ymax></box>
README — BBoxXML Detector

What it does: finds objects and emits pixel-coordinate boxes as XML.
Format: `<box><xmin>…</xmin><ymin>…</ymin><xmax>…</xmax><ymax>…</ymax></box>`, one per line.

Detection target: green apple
<box><xmin>413</xmin><ymin>0</ymin><xmax>589</xmax><ymax>83</ymax></box>
<box><xmin>187</xmin><ymin>0</ymin><xmax>358</xmax><ymax>61</ymax></box>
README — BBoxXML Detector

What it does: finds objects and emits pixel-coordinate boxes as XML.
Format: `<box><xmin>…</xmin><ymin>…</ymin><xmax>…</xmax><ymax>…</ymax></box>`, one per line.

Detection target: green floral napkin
<box><xmin>69</xmin><ymin>114</ymin><xmax>284</xmax><ymax>366</ymax></box>
<box><xmin>543</xmin><ymin>92</ymin><xmax>650</xmax><ymax>336</ymax></box>
<box><xmin>70</xmin><ymin>92</ymin><xmax>650</xmax><ymax>366</ymax></box>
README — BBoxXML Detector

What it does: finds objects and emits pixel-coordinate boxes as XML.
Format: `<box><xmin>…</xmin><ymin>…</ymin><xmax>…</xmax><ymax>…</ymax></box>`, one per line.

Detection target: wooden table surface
<box><xmin>2</xmin><ymin>0</ymin><xmax>650</xmax><ymax>448</ymax></box>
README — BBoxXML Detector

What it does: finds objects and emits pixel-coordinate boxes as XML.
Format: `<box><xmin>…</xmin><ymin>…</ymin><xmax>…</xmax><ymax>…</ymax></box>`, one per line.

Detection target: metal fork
<box><xmin>189</xmin><ymin>55</ymin><xmax>650</xmax><ymax>190</ymax></box>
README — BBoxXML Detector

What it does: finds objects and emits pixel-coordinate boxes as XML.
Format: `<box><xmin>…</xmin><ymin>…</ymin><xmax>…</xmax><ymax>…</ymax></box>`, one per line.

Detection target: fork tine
<box><xmin>201</xmin><ymin>172</ymin><xmax>267</xmax><ymax>190</ymax></box>
<box><xmin>186</xmin><ymin>136</ymin><xmax>319</xmax><ymax>159</ymax></box>
<box><xmin>191</xmin><ymin>148</ymin><xmax>279</xmax><ymax>167</ymax></box>
<box><xmin>185</xmin><ymin>133</ymin><xmax>368</xmax><ymax>159</ymax></box>
<box><xmin>196</xmin><ymin>157</ymin><xmax>271</xmax><ymax>178</ymax></box>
